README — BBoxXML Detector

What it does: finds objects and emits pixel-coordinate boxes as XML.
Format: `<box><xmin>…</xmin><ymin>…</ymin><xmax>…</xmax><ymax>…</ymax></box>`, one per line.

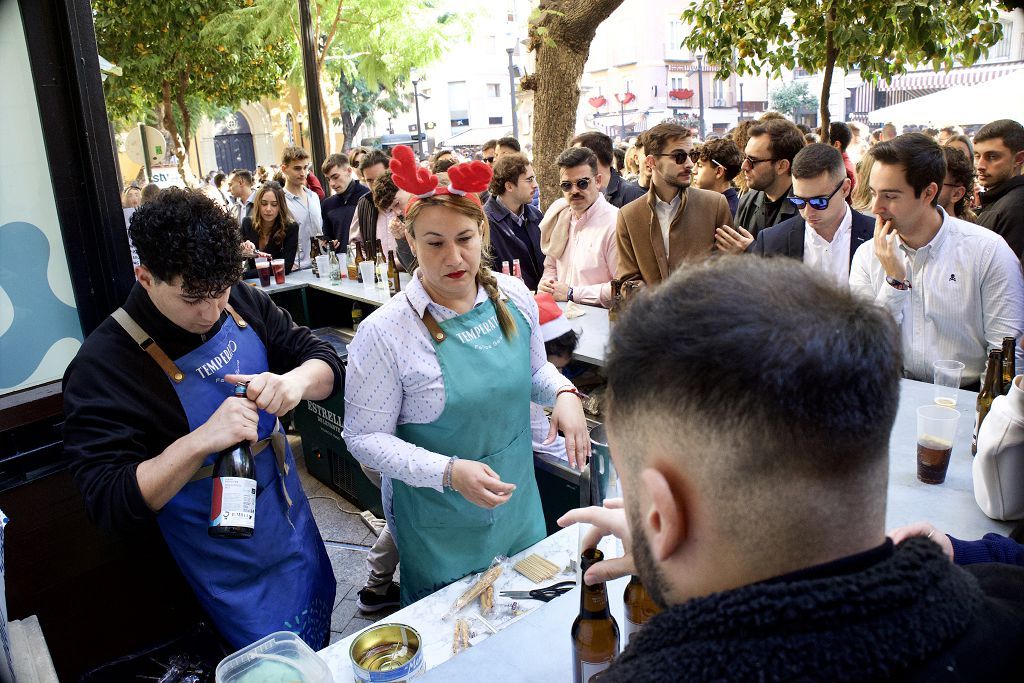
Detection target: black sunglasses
<box><xmin>482</xmin><ymin>156</ymin><xmax>496</xmax><ymax>164</ymax></box>
<box><xmin>560</xmin><ymin>177</ymin><xmax>592</xmax><ymax>192</ymax></box>
<box><xmin>788</xmin><ymin>179</ymin><xmax>846</xmax><ymax>210</ymax></box>
<box><xmin>655</xmin><ymin>150</ymin><xmax>699</xmax><ymax>165</ymax></box>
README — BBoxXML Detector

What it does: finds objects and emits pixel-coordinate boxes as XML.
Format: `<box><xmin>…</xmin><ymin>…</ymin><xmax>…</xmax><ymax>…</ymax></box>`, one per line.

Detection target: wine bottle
<box><xmin>209</xmin><ymin>383</ymin><xmax>257</xmax><ymax>539</ymax></box>
<box><xmin>622</xmin><ymin>575</ymin><xmax>660</xmax><ymax>646</ymax></box>
<box><xmin>973</xmin><ymin>348</ymin><xmax>1002</xmax><ymax>455</ymax></box>
<box><xmin>571</xmin><ymin>548</ymin><xmax>619</xmax><ymax>683</ymax></box>
<box><xmin>329</xmin><ymin>249</ymin><xmax>342</xmax><ymax>283</ymax></box>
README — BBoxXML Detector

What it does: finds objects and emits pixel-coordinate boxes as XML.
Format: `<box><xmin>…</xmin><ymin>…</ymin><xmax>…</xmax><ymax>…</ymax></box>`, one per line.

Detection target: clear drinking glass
<box><xmin>933</xmin><ymin>360</ymin><xmax>965</xmax><ymax>407</ymax></box>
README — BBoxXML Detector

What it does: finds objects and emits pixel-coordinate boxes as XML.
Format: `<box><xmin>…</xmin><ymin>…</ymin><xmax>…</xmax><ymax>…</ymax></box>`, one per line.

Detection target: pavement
<box><xmin>289</xmin><ymin>435</ymin><xmax>400</xmax><ymax>645</ymax></box>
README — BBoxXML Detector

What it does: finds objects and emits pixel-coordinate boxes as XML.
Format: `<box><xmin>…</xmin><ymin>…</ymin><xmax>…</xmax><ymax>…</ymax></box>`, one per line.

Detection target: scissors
<box><xmin>499</xmin><ymin>580</ymin><xmax>576</xmax><ymax>602</ymax></box>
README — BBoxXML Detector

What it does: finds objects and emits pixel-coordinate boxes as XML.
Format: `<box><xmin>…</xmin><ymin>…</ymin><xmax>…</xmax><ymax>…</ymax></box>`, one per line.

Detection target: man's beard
<box><xmin>628</xmin><ymin>496</ymin><xmax>673</xmax><ymax>609</ymax></box>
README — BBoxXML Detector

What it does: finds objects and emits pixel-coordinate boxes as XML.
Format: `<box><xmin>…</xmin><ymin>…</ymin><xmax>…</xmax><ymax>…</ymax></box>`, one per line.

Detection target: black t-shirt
<box><xmin>62</xmin><ymin>282</ymin><xmax>343</xmax><ymax>533</ymax></box>
<box><xmin>321</xmin><ymin>181</ymin><xmax>370</xmax><ymax>248</ymax></box>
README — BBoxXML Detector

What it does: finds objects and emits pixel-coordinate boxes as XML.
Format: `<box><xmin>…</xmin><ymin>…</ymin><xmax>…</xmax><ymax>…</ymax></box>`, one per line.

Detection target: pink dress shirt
<box><xmin>541</xmin><ymin>194</ymin><xmax>619</xmax><ymax>306</ymax></box>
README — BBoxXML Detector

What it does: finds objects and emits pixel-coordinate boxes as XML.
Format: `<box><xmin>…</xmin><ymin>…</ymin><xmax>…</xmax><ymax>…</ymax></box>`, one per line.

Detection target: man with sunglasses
<box><xmin>539</xmin><ymin>147</ymin><xmax>619</xmax><ymax>306</ymax></box>
<box><xmin>571</xmin><ymin>131</ymin><xmax>646</xmax><ymax>209</ymax></box>
<box><xmin>746</xmin><ymin>144</ymin><xmax>873</xmax><ymax>289</ymax></box>
<box><xmin>616</xmin><ymin>123</ymin><xmax>733</xmax><ymax>286</ymax></box>
<box><xmin>734</xmin><ymin>119</ymin><xmax>806</xmax><ymax>240</ymax></box>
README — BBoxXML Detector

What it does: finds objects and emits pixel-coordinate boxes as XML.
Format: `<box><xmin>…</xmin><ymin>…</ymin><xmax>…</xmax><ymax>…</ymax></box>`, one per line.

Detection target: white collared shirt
<box><xmin>283</xmin><ymin>185</ymin><xmax>323</xmax><ymax>269</ymax></box>
<box><xmin>342</xmin><ymin>271</ymin><xmax>572</xmax><ymax>490</ymax></box>
<box><xmin>850</xmin><ymin>207</ymin><xmax>1024</xmax><ymax>386</ymax></box>
<box><xmin>654</xmin><ymin>191</ymin><xmax>682</xmax><ymax>257</ymax></box>
<box><xmin>803</xmin><ymin>204</ymin><xmax>852</xmax><ymax>289</ymax></box>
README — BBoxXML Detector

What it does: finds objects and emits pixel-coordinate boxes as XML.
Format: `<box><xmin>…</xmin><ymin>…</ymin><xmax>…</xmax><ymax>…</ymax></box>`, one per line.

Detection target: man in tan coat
<box><xmin>617</xmin><ymin>124</ymin><xmax>733</xmax><ymax>285</ymax></box>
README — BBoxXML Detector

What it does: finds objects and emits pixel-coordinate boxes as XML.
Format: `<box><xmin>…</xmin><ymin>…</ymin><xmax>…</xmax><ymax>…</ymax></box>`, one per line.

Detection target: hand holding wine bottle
<box><xmin>558</xmin><ymin>497</ymin><xmax>636</xmax><ymax>585</ymax></box>
<box><xmin>192</xmin><ymin>390</ymin><xmax>259</xmax><ymax>455</ymax></box>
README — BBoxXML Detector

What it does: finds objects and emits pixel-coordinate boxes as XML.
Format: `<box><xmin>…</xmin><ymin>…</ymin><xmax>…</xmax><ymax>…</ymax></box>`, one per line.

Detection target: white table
<box><xmin>558</xmin><ymin>302</ymin><xmax>609</xmax><ymax>367</ymax></box>
<box><xmin>318</xmin><ymin>377</ymin><xmax>1012</xmax><ymax>680</ymax></box>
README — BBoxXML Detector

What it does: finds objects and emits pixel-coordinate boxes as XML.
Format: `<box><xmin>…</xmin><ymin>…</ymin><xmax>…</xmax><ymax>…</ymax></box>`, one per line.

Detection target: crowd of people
<box><xmin>84</xmin><ymin>113</ymin><xmax>1024</xmax><ymax>671</ymax></box>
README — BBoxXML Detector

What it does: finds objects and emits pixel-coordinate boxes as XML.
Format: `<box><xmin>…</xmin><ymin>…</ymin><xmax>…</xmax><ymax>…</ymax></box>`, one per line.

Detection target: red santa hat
<box><xmin>535</xmin><ymin>292</ymin><xmax>572</xmax><ymax>342</ymax></box>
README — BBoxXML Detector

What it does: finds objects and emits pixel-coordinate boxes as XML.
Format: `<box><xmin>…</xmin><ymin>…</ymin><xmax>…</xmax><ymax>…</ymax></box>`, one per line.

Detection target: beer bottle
<box><xmin>973</xmin><ymin>348</ymin><xmax>1002</xmax><ymax>455</ymax></box>
<box><xmin>310</xmin><ymin>235</ymin><xmax>322</xmax><ymax>276</ymax></box>
<box><xmin>209</xmin><ymin>383</ymin><xmax>257</xmax><ymax>539</ymax></box>
<box><xmin>388</xmin><ymin>250</ymin><xmax>401</xmax><ymax>296</ymax></box>
<box><xmin>608</xmin><ymin>279</ymin><xmax>623</xmax><ymax>324</ymax></box>
<box><xmin>1002</xmin><ymin>336</ymin><xmax>1016</xmax><ymax>395</ymax></box>
<box><xmin>328</xmin><ymin>248</ymin><xmax>342</xmax><ymax>283</ymax></box>
<box><xmin>571</xmin><ymin>548</ymin><xmax>619</xmax><ymax>683</ymax></box>
<box><xmin>351</xmin><ymin>302</ymin><xmax>363</xmax><ymax>331</ymax></box>
<box><xmin>355</xmin><ymin>241</ymin><xmax>366</xmax><ymax>283</ymax></box>
<box><xmin>622</xmin><ymin>575</ymin><xmax>661</xmax><ymax>646</ymax></box>
<box><xmin>347</xmin><ymin>242</ymin><xmax>359</xmax><ymax>280</ymax></box>
<box><xmin>375</xmin><ymin>239</ymin><xmax>388</xmax><ymax>288</ymax></box>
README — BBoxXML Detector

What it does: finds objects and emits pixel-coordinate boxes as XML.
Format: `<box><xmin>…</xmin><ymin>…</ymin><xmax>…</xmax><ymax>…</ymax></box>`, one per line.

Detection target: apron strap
<box><xmin>223</xmin><ymin>303</ymin><xmax>249</xmax><ymax>329</ymax></box>
<box><xmin>111</xmin><ymin>308</ymin><xmax>186</xmax><ymax>383</ymax></box>
<box><xmin>409</xmin><ymin>285</ymin><xmax>511</xmax><ymax>345</ymax></box>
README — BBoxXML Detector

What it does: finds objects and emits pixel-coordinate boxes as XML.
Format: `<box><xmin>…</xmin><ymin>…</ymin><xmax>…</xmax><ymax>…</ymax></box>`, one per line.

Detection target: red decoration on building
<box><xmin>669</xmin><ymin>88</ymin><xmax>694</xmax><ymax>100</ymax></box>
<box><xmin>588</xmin><ymin>96</ymin><xmax>608</xmax><ymax>109</ymax></box>
<box><xmin>615</xmin><ymin>92</ymin><xmax>636</xmax><ymax>105</ymax></box>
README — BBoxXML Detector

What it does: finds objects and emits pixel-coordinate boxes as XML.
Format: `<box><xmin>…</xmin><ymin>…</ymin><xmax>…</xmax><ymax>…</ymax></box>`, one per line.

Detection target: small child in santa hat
<box><xmin>533</xmin><ymin>293</ymin><xmax>580</xmax><ymax>461</ymax></box>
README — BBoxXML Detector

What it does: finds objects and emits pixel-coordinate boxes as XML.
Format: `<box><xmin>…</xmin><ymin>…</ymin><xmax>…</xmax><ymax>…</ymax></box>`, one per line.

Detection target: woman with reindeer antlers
<box><xmin>342</xmin><ymin>145</ymin><xmax>591</xmax><ymax>606</ymax></box>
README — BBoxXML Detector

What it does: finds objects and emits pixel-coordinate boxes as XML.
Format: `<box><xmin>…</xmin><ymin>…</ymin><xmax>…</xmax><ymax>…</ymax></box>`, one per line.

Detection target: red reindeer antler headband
<box><xmin>389</xmin><ymin>145</ymin><xmax>492</xmax><ymax>212</ymax></box>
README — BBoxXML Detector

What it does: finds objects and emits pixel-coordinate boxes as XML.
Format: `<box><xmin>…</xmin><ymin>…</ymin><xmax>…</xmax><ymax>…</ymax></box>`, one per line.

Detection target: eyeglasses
<box><xmin>654</xmin><ymin>150</ymin><xmax>699</xmax><ymax>165</ymax></box>
<box><xmin>559</xmin><ymin>177</ymin><xmax>592</xmax><ymax>192</ymax></box>
<box><xmin>788</xmin><ymin>179</ymin><xmax>846</xmax><ymax>210</ymax></box>
<box><xmin>482</xmin><ymin>156</ymin><xmax>496</xmax><ymax>164</ymax></box>
<box><xmin>743</xmin><ymin>155</ymin><xmax>779</xmax><ymax>167</ymax></box>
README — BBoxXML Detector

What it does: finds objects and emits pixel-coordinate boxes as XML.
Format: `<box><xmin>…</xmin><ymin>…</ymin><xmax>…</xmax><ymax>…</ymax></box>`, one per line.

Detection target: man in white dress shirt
<box><xmin>281</xmin><ymin>146</ymin><xmax>323</xmax><ymax>270</ymax></box>
<box><xmin>849</xmin><ymin>133</ymin><xmax>1024</xmax><ymax>388</ymax></box>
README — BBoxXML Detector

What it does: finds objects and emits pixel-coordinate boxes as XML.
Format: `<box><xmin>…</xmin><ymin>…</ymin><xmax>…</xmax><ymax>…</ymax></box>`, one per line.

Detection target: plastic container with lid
<box><xmin>215</xmin><ymin>631</ymin><xmax>332</xmax><ymax>683</ymax></box>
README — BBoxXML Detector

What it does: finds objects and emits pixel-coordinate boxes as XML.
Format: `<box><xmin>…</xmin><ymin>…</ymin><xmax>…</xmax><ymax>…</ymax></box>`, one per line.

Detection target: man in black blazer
<box><xmin>747</xmin><ymin>144</ymin><xmax>872</xmax><ymax>287</ymax></box>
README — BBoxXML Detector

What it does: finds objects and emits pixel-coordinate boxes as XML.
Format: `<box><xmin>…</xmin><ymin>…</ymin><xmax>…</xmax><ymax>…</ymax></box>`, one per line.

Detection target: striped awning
<box><xmin>877</xmin><ymin>62</ymin><xmax>1023</xmax><ymax>91</ymax></box>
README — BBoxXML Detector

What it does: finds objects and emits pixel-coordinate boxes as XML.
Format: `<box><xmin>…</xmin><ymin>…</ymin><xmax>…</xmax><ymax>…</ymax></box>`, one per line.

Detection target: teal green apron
<box><xmin>392</xmin><ymin>296</ymin><xmax>546</xmax><ymax>605</ymax></box>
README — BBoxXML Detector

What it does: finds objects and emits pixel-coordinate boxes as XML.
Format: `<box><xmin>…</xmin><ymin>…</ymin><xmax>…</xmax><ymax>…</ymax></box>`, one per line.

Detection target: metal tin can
<box><xmin>349</xmin><ymin>623</ymin><xmax>425</xmax><ymax>682</ymax></box>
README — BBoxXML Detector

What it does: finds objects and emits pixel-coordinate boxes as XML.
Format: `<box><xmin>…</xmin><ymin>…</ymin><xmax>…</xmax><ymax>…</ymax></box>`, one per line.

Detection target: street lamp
<box><xmin>411</xmin><ymin>74</ymin><xmax>425</xmax><ymax>159</ymax></box>
<box><xmin>695</xmin><ymin>54</ymin><xmax>706</xmax><ymax>140</ymax></box>
<box><xmin>506</xmin><ymin>46</ymin><xmax>520</xmax><ymax>139</ymax></box>
<box><xmin>739</xmin><ymin>82</ymin><xmax>744</xmax><ymax>123</ymax></box>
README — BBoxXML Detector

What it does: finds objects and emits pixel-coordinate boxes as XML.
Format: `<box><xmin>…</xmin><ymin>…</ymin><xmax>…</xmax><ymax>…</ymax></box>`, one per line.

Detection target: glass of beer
<box><xmin>933</xmin><ymin>360</ymin><xmax>965</xmax><ymax>407</ymax></box>
<box><xmin>255</xmin><ymin>258</ymin><xmax>271</xmax><ymax>287</ymax></box>
<box><xmin>271</xmin><ymin>258</ymin><xmax>286</xmax><ymax>285</ymax></box>
<box><xmin>916</xmin><ymin>404</ymin><xmax>959</xmax><ymax>485</ymax></box>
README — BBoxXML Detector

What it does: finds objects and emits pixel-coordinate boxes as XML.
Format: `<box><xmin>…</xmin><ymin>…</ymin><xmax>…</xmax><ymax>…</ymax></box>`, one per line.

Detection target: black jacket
<box><xmin>603</xmin><ymin>539</ymin><xmax>1024</xmax><ymax>682</ymax></box>
<box><xmin>748</xmin><ymin>208</ymin><xmax>873</xmax><ymax>266</ymax></box>
<box><xmin>605</xmin><ymin>168</ymin><xmax>647</xmax><ymax>209</ymax></box>
<box><xmin>240</xmin><ymin>217</ymin><xmax>298</xmax><ymax>278</ymax></box>
<box><xmin>735</xmin><ymin>184</ymin><xmax>799</xmax><ymax>238</ymax></box>
<box><xmin>483</xmin><ymin>195</ymin><xmax>545</xmax><ymax>290</ymax></box>
<box><xmin>63</xmin><ymin>283</ymin><xmax>343</xmax><ymax>533</ymax></box>
<box><xmin>976</xmin><ymin>174</ymin><xmax>1024</xmax><ymax>260</ymax></box>
<box><xmin>321</xmin><ymin>180</ymin><xmax>369</xmax><ymax>248</ymax></box>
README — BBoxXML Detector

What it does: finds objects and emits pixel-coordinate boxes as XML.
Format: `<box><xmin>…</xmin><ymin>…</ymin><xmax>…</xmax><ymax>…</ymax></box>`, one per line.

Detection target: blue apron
<box><xmin>391</xmin><ymin>297</ymin><xmax>546</xmax><ymax>605</ymax></box>
<box><xmin>115</xmin><ymin>306</ymin><xmax>335</xmax><ymax>649</ymax></box>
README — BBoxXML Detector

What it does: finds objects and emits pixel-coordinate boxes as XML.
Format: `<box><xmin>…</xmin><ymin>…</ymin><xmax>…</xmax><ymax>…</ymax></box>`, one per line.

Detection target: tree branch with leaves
<box><xmin>681</xmin><ymin>0</ymin><xmax>1005</xmax><ymax>142</ymax></box>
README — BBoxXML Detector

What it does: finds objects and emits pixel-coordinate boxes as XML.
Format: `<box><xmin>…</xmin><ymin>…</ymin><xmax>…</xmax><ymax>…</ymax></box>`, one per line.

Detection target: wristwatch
<box><xmin>566</xmin><ymin>287</ymin><xmax>574</xmax><ymax>303</ymax></box>
<box><xmin>885</xmin><ymin>274</ymin><xmax>912</xmax><ymax>291</ymax></box>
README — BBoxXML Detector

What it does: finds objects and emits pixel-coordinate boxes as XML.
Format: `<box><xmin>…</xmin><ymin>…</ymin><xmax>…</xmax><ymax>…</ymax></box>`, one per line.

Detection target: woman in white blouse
<box><xmin>343</xmin><ymin>146</ymin><xmax>590</xmax><ymax>605</ymax></box>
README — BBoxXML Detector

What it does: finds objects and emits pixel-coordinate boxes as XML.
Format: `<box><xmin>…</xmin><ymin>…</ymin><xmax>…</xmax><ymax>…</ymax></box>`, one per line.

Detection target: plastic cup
<box><xmin>933</xmin><ymin>360</ymin><xmax>965</xmax><ymax>407</ymax></box>
<box><xmin>255</xmin><ymin>259</ymin><xmax>271</xmax><ymax>287</ymax></box>
<box><xmin>916</xmin><ymin>404</ymin><xmax>959</xmax><ymax>485</ymax></box>
<box><xmin>271</xmin><ymin>258</ymin><xmax>286</xmax><ymax>285</ymax></box>
<box><xmin>358</xmin><ymin>260</ymin><xmax>375</xmax><ymax>286</ymax></box>
<box><xmin>315</xmin><ymin>255</ymin><xmax>330</xmax><ymax>279</ymax></box>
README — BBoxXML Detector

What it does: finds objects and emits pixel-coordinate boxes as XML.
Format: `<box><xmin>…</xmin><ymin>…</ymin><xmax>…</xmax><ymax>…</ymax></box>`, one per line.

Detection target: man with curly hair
<box><xmin>62</xmin><ymin>189</ymin><xmax>343</xmax><ymax>650</ymax></box>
